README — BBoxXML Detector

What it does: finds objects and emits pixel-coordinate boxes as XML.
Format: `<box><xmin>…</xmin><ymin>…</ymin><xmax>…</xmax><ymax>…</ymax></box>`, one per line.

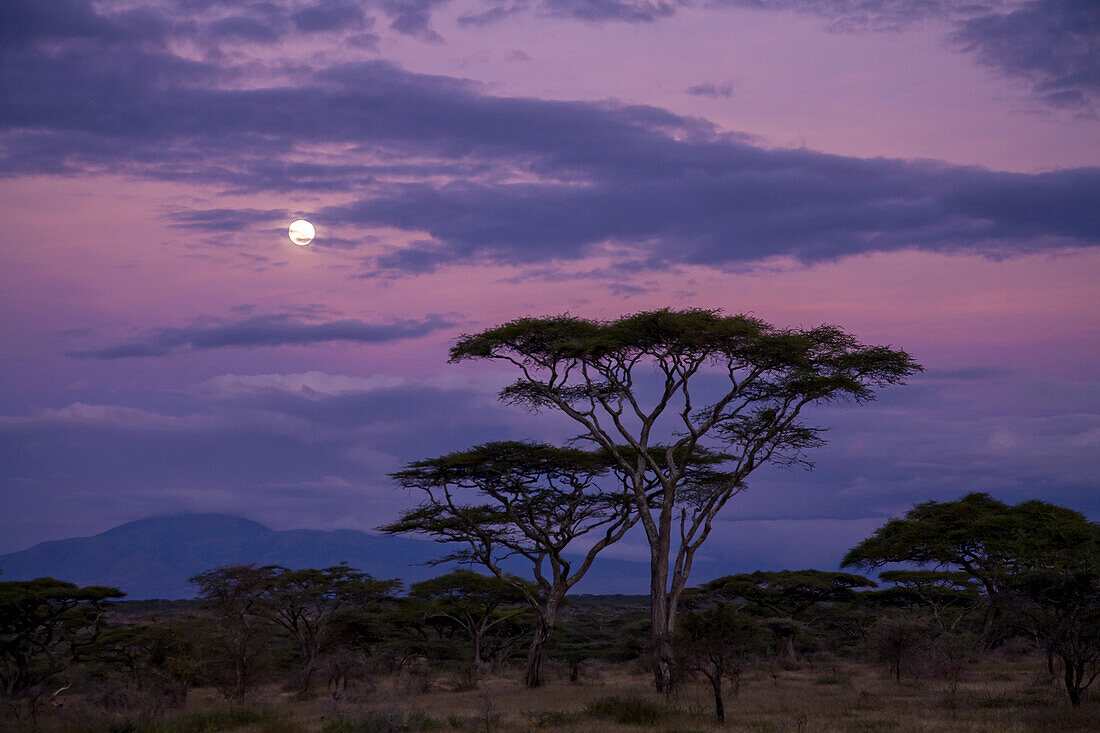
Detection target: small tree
<box><xmin>89</xmin><ymin>619</ymin><xmax>201</xmax><ymax>719</ymax></box>
<box><xmin>842</xmin><ymin>493</ymin><xmax>1087</xmax><ymax>638</ymax></box>
<box><xmin>870</xmin><ymin>613</ymin><xmax>927</xmax><ymax>682</ymax></box>
<box><xmin>876</xmin><ymin>570</ymin><xmax>980</xmax><ymax>634</ymax></box>
<box><xmin>261</xmin><ymin>564</ymin><xmax>399</xmax><ymax>692</ymax></box>
<box><xmin>1005</xmin><ymin>537</ymin><xmax>1100</xmax><ymax>705</ymax></box>
<box><xmin>843</xmin><ymin>493</ymin><xmax>1100</xmax><ymax>704</ymax></box>
<box><xmin>701</xmin><ymin>570</ymin><xmax>875</xmax><ymax>661</ymax></box>
<box><xmin>189</xmin><ymin>565</ymin><xmax>277</xmax><ymax>702</ymax></box>
<box><xmin>0</xmin><ymin>578</ymin><xmax>123</xmax><ymax>726</ymax></box>
<box><xmin>451</xmin><ymin>308</ymin><xmax>919</xmax><ymax>690</ymax></box>
<box><xmin>674</xmin><ymin>603</ymin><xmax>766</xmax><ymax>723</ymax></box>
<box><xmin>409</xmin><ymin>570</ymin><xmax>531</xmax><ymax>672</ymax></box>
<box><xmin>383</xmin><ymin>441</ymin><xmax>639</xmax><ymax>688</ymax></box>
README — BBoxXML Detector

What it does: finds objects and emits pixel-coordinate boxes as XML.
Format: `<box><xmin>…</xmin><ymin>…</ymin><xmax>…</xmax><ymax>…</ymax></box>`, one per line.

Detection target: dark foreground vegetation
<box><xmin>2</xmin><ymin>494</ymin><xmax>1097</xmax><ymax>732</ymax></box>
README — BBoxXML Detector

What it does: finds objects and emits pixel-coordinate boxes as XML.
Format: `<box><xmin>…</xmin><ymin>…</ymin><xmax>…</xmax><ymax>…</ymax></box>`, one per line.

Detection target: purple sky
<box><xmin>1</xmin><ymin>0</ymin><xmax>1098</xmax><ymax>577</ymax></box>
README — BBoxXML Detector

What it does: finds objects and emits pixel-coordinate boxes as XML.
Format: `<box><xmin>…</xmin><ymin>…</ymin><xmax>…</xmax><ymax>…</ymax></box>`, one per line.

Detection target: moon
<box><xmin>288</xmin><ymin>219</ymin><xmax>315</xmax><ymax>246</ymax></box>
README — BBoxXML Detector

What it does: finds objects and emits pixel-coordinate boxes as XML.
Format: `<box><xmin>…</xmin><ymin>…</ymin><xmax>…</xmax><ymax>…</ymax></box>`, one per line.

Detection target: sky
<box><xmin>1</xmin><ymin>0</ymin><xmax>1098</xmax><ymax>580</ymax></box>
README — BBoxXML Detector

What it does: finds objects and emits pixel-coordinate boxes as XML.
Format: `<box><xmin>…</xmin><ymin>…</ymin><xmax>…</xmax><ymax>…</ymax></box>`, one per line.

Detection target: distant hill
<box><xmin>0</xmin><ymin>514</ymin><xmax>455</xmax><ymax>599</ymax></box>
<box><xmin>0</xmin><ymin>514</ymin><xmax>661</xmax><ymax>599</ymax></box>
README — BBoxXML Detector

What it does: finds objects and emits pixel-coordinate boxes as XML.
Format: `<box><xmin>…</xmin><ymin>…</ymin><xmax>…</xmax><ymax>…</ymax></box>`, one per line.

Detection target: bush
<box><xmin>322</xmin><ymin>712</ymin><xmax>402</xmax><ymax>733</ymax></box>
<box><xmin>584</xmin><ymin>695</ymin><xmax>669</xmax><ymax>725</ymax></box>
<box><xmin>321</xmin><ymin>711</ymin><xmax>442</xmax><ymax>733</ymax></box>
<box><xmin>109</xmin><ymin>707</ymin><xmax>284</xmax><ymax>733</ymax></box>
<box><xmin>524</xmin><ymin>710</ymin><xmax>580</xmax><ymax>727</ymax></box>
<box><xmin>814</xmin><ymin>673</ymin><xmax>848</xmax><ymax>685</ymax></box>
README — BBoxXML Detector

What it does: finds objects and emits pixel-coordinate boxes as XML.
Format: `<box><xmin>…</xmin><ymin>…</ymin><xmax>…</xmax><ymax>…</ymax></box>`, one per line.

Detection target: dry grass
<box><xmin>14</xmin><ymin>657</ymin><xmax>1100</xmax><ymax>733</ymax></box>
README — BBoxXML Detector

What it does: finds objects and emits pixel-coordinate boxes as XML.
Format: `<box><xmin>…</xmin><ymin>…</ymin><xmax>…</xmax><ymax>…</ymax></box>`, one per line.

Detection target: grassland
<box><xmin>14</xmin><ymin>655</ymin><xmax>1099</xmax><ymax>733</ymax></box>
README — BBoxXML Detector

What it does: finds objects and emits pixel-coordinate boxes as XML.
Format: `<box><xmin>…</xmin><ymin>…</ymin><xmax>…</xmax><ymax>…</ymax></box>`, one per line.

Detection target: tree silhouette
<box><xmin>451</xmin><ymin>308</ymin><xmax>918</xmax><ymax>690</ymax></box>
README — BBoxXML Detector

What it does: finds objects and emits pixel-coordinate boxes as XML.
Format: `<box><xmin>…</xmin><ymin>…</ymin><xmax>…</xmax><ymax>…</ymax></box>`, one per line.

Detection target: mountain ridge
<box><xmin>0</xmin><ymin>514</ymin><xmax>452</xmax><ymax>599</ymax></box>
<box><xmin>0</xmin><ymin>513</ymin><xmax>664</xmax><ymax>599</ymax></box>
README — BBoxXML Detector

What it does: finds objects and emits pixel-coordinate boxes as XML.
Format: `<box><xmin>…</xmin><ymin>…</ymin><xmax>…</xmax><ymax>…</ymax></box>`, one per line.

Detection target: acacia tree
<box><xmin>1009</xmin><ymin>561</ymin><xmax>1100</xmax><ymax>706</ymax></box>
<box><xmin>261</xmin><ymin>565</ymin><xmax>399</xmax><ymax>692</ymax></box>
<box><xmin>189</xmin><ymin>565</ymin><xmax>277</xmax><ymax>702</ymax></box>
<box><xmin>875</xmin><ymin>570</ymin><xmax>981</xmax><ymax>634</ymax></box>
<box><xmin>674</xmin><ymin>602</ymin><xmax>766</xmax><ymax>723</ymax></box>
<box><xmin>450</xmin><ymin>308</ymin><xmax>919</xmax><ymax>690</ymax></box>
<box><xmin>843</xmin><ymin>493</ymin><xmax>1100</xmax><ymax>705</ymax></box>
<box><xmin>842</xmin><ymin>493</ymin><xmax>1093</xmax><ymax>639</ymax></box>
<box><xmin>700</xmin><ymin>570</ymin><xmax>876</xmax><ymax>660</ymax></box>
<box><xmin>0</xmin><ymin>578</ymin><xmax>123</xmax><ymax>725</ymax></box>
<box><xmin>409</xmin><ymin>570</ymin><xmax>532</xmax><ymax>672</ymax></box>
<box><xmin>382</xmin><ymin>441</ymin><xmax>639</xmax><ymax>688</ymax></box>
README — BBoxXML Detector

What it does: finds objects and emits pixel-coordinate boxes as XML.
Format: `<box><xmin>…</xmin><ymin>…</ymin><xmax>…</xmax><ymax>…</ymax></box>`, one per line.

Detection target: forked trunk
<box><xmin>1064</xmin><ymin>655</ymin><xmax>1083</xmax><ymax>707</ymax></box>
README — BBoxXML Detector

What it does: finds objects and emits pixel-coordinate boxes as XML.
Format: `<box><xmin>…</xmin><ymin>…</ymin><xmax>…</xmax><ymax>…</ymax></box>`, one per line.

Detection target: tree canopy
<box><xmin>0</xmin><ymin>578</ymin><xmax>123</xmax><ymax>715</ymax></box>
<box><xmin>450</xmin><ymin>308</ymin><xmax>919</xmax><ymax>690</ymax></box>
<box><xmin>699</xmin><ymin>570</ymin><xmax>875</xmax><ymax>660</ymax></box>
<box><xmin>843</xmin><ymin>492</ymin><xmax>1100</xmax><ymax>704</ymax></box>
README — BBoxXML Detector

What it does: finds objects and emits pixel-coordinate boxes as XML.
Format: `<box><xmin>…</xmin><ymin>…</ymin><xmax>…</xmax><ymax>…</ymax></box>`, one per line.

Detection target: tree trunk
<box><xmin>524</xmin><ymin>623</ymin><xmax>551</xmax><ymax>689</ymax></box>
<box><xmin>709</xmin><ymin>673</ymin><xmax>725</xmax><ymax>723</ymax></box>
<box><xmin>299</xmin><ymin>657</ymin><xmax>316</xmax><ymax>694</ymax></box>
<box><xmin>524</xmin><ymin>601</ymin><xmax>560</xmax><ymax>689</ymax></box>
<box><xmin>650</xmin><ymin>517</ymin><xmax>675</xmax><ymax>693</ymax></box>
<box><xmin>1064</xmin><ymin>654</ymin><xmax>1082</xmax><ymax>706</ymax></box>
<box><xmin>780</xmin><ymin>632</ymin><xmax>797</xmax><ymax>661</ymax></box>
<box><xmin>473</xmin><ymin>628</ymin><xmax>485</xmax><ymax>670</ymax></box>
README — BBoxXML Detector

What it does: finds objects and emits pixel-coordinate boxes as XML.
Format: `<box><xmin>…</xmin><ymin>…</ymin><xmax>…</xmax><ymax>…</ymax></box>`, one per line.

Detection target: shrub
<box><xmin>524</xmin><ymin>710</ymin><xmax>580</xmax><ymax>727</ymax></box>
<box><xmin>116</xmin><ymin>707</ymin><xmax>283</xmax><ymax>733</ymax></box>
<box><xmin>814</xmin><ymin>673</ymin><xmax>847</xmax><ymax>685</ymax></box>
<box><xmin>321</xmin><ymin>711</ymin><xmax>410</xmax><ymax>733</ymax></box>
<box><xmin>584</xmin><ymin>695</ymin><xmax>669</xmax><ymax>725</ymax></box>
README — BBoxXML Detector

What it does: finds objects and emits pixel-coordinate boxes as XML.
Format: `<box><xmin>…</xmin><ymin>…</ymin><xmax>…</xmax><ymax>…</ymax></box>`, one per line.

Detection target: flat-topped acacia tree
<box><xmin>450</xmin><ymin>308</ymin><xmax>920</xmax><ymax>691</ymax></box>
<box><xmin>382</xmin><ymin>441</ymin><xmax>640</xmax><ymax>688</ymax></box>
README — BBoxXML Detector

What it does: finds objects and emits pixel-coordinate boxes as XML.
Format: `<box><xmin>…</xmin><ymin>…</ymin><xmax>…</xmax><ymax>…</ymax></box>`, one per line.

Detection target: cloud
<box><xmin>708</xmin><ymin>0</ymin><xmax>1097</xmax><ymax>112</ymax></box>
<box><xmin>458</xmin><ymin>3</ymin><xmax>531</xmax><ymax>26</ymax></box>
<box><xmin>329</xmin><ymin>162</ymin><xmax>1099</xmax><ymax>271</ymax></box>
<box><xmin>2</xmin><ymin>4</ymin><xmax>1097</xmax><ymax>273</ymax></box>
<box><xmin>168</xmin><ymin>208</ymin><xmax>287</xmax><ymax>232</ymax></box>
<box><xmin>542</xmin><ymin>0</ymin><xmax>676</xmax><ymax>22</ymax></box>
<box><xmin>11</xmin><ymin>0</ymin><xmax>1085</xmax><ymax>118</ymax></box>
<box><xmin>686</xmin><ymin>81</ymin><xmax>736</xmax><ymax>98</ymax></box>
<box><xmin>292</xmin><ymin>0</ymin><xmax>369</xmax><ymax>32</ymax></box>
<box><xmin>3</xmin><ymin>366</ymin><xmax>1095</xmax><ymax>566</ymax></box>
<box><xmin>67</xmin><ymin>314</ymin><xmax>456</xmax><ymax>359</ymax></box>
<box><xmin>0</xmin><ymin>0</ymin><xmax>172</xmax><ymax>47</ymax></box>
<box><xmin>950</xmin><ymin>0</ymin><xmax>1099</xmax><ymax>112</ymax></box>
<box><xmin>380</xmin><ymin>0</ymin><xmax>450</xmax><ymax>39</ymax></box>
<box><xmin>707</xmin><ymin>0</ymin><xmax>975</xmax><ymax>32</ymax></box>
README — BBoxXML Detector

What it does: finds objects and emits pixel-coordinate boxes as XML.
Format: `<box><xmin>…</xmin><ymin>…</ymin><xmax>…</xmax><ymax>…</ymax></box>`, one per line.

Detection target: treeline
<box><xmin>2</xmin><ymin>493</ymin><xmax>1097</xmax><ymax>729</ymax></box>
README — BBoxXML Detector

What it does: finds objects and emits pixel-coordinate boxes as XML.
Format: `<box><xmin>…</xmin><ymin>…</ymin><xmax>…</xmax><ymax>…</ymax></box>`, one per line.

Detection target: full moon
<box><xmin>288</xmin><ymin>219</ymin><xmax>315</xmax><ymax>246</ymax></box>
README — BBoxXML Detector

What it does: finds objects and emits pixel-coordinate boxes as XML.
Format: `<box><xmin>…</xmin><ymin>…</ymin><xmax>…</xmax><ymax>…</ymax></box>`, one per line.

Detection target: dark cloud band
<box><xmin>1</xmin><ymin>0</ymin><xmax>1097</xmax><ymax>275</ymax></box>
<box><xmin>67</xmin><ymin>315</ymin><xmax>456</xmax><ymax>359</ymax></box>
